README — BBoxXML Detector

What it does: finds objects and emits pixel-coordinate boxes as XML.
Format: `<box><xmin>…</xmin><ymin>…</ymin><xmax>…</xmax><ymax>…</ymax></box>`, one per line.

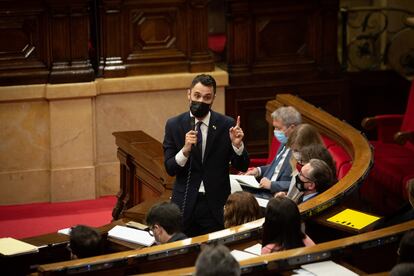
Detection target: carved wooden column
<box><xmin>226</xmin><ymin>0</ymin><xmax>250</xmax><ymax>76</ymax></box>
<box><xmin>189</xmin><ymin>0</ymin><xmax>214</xmax><ymax>72</ymax></box>
<box><xmin>47</xmin><ymin>0</ymin><xmax>94</xmax><ymax>83</ymax></box>
<box><xmin>99</xmin><ymin>0</ymin><xmax>126</xmax><ymax>78</ymax></box>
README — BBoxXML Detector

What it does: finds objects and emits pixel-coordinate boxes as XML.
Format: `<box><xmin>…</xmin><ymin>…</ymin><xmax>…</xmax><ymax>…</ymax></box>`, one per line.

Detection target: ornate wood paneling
<box><xmin>224</xmin><ymin>0</ymin><xmax>346</xmax><ymax>157</ymax></box>
<box><xmin>0</xmin><ymin>1</ymin><xmax>49</xmax><ymax>85</ymax></box>
<box><xmin>99</xmin><ymin>0</ymin><xmax>214</xmax><ymax>77</ymax></box>
<box><xmin>0</xmin><ymin>0</ymin><xmax>93</xmax><ymax>85</ymax></box>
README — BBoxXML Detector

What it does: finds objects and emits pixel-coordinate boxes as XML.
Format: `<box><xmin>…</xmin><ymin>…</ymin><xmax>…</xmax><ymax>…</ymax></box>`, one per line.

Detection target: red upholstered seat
<box><xmin>250</xmin><ymin>137</ymin><xmax>280</xmax><ymax>167</ymax></box>
<box><xmin>360</xmin><ymin>80</ymin><xmax>414</xmax><ymax>215</ymax></box>
<box><xmin>322</xmin><ymin>136</ymin><xmax>352</xmax><ymax>180</ymax></box>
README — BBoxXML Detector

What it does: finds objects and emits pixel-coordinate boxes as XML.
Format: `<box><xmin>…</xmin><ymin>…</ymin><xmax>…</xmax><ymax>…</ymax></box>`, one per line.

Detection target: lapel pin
<box><xmin>212</xmin><ymin>125</ymin><xmax>216</xmax><ymax>130</ymax></box>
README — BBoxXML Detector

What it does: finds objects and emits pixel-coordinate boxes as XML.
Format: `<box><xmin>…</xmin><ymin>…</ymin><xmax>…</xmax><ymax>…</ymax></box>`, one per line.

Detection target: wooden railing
<box><xmin>36</xmin><ymin>94</ymin><xmax>372</xmax><ymax>275</ymax></box>
<box><xmin>267</xmin><ymin>94</ymin><xmax>373</xmax><ymax>218</ymax></box>
<box><xmin>138</xmin><ymin>219</ymin><xmax>414</xmax><ymax>276</ymax></box>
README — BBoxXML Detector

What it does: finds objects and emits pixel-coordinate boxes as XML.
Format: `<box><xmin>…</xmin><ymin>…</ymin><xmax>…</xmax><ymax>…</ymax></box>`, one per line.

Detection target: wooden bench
<box><xmin>35</xmin><ymin>94</ymin><xmax>372</xmax><ymax>275</ymax></box>
<box><xmin>138</xmin><ymin>219</ymin><xmax>414</xmax><ymax>276</ymax></box>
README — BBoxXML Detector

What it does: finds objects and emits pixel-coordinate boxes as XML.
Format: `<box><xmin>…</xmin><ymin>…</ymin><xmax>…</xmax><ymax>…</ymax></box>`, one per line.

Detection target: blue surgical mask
<box><xmin>274</xmin><ymin>130</ymin><xmax>288</xmax><ymax>144</ymax></box>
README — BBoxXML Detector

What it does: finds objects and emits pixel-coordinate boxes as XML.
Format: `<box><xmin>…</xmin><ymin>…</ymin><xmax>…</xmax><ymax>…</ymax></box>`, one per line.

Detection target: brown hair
<box><xmin>287</xmin><ymin>123</ymin><xmax>323</xmax><ymax>150</ymax></box>
<box><xmin>287</xmin><ymin>123</ymin><xmax>324</xmax><ymax>171</ymax></box>
<box><xmin>223</xmin><ymin>191</ymin><xmax>261</xmax><ymax>228</ymax></box>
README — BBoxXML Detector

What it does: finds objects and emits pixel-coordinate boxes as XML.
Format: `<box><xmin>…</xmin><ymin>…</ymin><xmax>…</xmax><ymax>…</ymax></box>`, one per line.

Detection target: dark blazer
<box><xmin>168</xmin><ymin>232</ymin><xmax>188</xmax><ymax>243</ymax></box>
<box><xmin>259</xmin><ymin>145</ymin><xmax>293</xmax><ymax>193</ymax></box>
<box><xmin>163</xmin><ymin>111</ymin><xmax>249</xmax><ymax>227</ymax></box>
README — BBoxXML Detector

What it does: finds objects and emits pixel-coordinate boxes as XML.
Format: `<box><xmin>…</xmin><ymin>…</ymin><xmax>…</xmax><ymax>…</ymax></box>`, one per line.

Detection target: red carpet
<box><xmin>0</xmin><ymin>196</ymin><xmax>116</xmax><ymax>239</ymax></box>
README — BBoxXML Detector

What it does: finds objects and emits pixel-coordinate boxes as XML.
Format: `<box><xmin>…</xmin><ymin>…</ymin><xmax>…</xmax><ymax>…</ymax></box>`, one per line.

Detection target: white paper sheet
<box><xmin>0</xmin><ymin>237</ymin><xmax>38</xmax><ymax>256</ymax></box>
<box><xmin>255</xmin><ymin>197</ymin><xmax>269</xmax><ymax>208</ymax></box>
<box><xmin>301</xmin><ymin>261</ymin><xmax>359</xmax><ymax>276</ymax></box>
<box><xmin>57</xmin><ymin>227</ymin><xmax>71</xmax><ymax>235</ymax></box>
<box><xmin>243</xmin><ymin>243</ymin><xmax>262</xmax><ymax>255</ymax></box>
<box><xmin>229</xmin><ymin>174</ymin><xmax>261</xmax><ymax>189</ymax></box>
<box><xmin>231</xmin><ymin>249</ymin><xmax>258</xmax><ymax>261</ymax></box>
<box><xmin>108</xmin><ymin>225</ymin><xmax>155</xmax><ymax>246</ymax></box>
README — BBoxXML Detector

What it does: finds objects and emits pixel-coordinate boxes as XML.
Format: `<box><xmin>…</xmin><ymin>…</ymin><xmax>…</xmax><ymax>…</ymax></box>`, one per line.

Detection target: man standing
<box><xmin>246</xmin><ymin>106</ymin><xmax>301</xmax><ymax>198</ymax></box>
<box><xmin>163</xmin><ymin>74</ymin><xmax>249</xmax><ymax>237</ymax></box>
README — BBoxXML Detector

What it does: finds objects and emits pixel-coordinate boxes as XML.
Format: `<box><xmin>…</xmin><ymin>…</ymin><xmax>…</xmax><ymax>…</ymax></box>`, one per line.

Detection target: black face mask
<box><xmin>190</xmin><ymin>101</ymin><xmax>210</xmax><ymax>118</ymax></box>
<box><xmin>295</xmin><ymin>175</ymin><xmax>307</xmax><ymax>192</ymax></box>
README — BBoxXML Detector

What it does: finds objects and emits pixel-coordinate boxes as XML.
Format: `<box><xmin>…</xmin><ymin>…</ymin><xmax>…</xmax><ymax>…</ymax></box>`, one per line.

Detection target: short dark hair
<box><xmin>69</xmin><ymin>225</ymin><xmax>103</xmax><ymax>258</ymax></box>
<box><xmin>195</xmin><ymin>245</ymin><xmax>240</xmax><ymax>276</ymax></box>
<box><xmin>146</xmin><ymin>202</ymin><xmax>182</xmax><ymax>235</ymax></box>
<box><xmin>308</xmin><ymin>159</ymin><xmax>335</xmax><ymax>193</ymax></box>
<box><xmin>262</xmin><ymin>197</ymin><xmax>305</xmax><ymax>250</ymax></box>
<box><xmin>191</xmin><ymin>74</ymin><xmax>217</xmax><ymax>94</ymax></box>
<box><xmin>398</xmin><ymin>230</ymin><xmax>414</xmax><ymax>263</ymax></box>
<box><xmin>299</xmin><ymin>144</ymin><xmax>337</xmax><ymax>180</ymax></box>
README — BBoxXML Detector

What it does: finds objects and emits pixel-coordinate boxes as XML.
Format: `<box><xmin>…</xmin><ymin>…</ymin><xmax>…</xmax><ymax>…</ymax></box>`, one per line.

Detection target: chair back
<box><xmin>401</xmin><ymin>80</ymin><xmax>414</xmax><ymax>151</ymax></box>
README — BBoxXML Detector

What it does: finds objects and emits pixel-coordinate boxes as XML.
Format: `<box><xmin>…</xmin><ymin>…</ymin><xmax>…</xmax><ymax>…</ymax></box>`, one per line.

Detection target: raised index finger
<box><xmin>235</xmin><ymin>116</ymin><xmax>240</xmax><ymax>128</ymax></box>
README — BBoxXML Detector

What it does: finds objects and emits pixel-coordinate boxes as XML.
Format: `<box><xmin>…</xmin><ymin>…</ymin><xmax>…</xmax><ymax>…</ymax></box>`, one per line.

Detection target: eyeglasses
<box><xmin>147</xmin><ymin>225</ymin><xmax>154</xmax><ymax>237</ymax></box>
<box><xmin>299</xmin><ymin>171</ymin><xmax>314</xmax><ymax>183</ymax></box>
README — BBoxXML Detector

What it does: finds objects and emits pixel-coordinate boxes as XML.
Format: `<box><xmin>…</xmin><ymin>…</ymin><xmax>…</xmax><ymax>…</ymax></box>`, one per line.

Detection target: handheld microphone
<box><xmin>190</xmin><ymin>117</ymin><xmax>196</xmax><ymax>131</ymax></box>
<box><xmin>190</xmin><ymin>117</ymin><xmax>197</xmax><ymax>151</ymax></box>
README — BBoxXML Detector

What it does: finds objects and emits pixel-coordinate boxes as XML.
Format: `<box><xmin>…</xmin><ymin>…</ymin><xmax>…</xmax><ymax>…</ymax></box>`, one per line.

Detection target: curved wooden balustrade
<box><xmin>36</xmin><ymin>94</ymin><xmax>373</xmax><ymax>275</ymax></box>
<box><xmin>137</xmin><ymin>220</ymin><xmax>414</xmax><ymax>276</ymax></box>
<box><xmin>267</xmin><ymin>94</ymin><xmax>373</xmax><ymax>217</ymax></box>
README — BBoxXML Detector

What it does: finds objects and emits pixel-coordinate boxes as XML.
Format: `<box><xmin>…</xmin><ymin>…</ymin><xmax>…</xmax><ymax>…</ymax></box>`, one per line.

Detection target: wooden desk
<box><xmin>138</xmin><ymin>220</ymin><xmax>414</xmax><ymax>276</ymax></box>
<box><xmin>0</xmin><ymin>219</ymin><xmax>140</xmax><ymax>275</ymax></box>
<box><xmin>112</xmin><ymin>131</ymin><xmax>174</xmax><ymax>221</ymax></box>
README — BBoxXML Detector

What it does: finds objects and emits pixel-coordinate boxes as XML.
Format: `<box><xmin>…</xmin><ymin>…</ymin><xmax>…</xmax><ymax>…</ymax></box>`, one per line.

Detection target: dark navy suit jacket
<box><xmin>259</xmin><ymin>145</ymin><xmax>293</xmax><ymax>193</ymax></box>
<box><xmin>163</xmin><ymin>111</ymin><xmax>249</xmax><ymax>227</ymax></box>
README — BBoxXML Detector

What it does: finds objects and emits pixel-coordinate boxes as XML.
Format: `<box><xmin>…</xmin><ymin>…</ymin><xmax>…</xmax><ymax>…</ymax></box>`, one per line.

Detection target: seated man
<box><xmin>146</xmin><ymin>202</ymin><xmax>187</xmax><ymax>244</ymax></box>
<box><xmin>195</xmin><ymin>244</ymin><xmax>240</xmax><ymax>276</ymax></box>
<box><xmin>69</xmin><ymin>225</ymin><xmax>103</xmax><ymax>259</ymax></box>
<box><xmin>293</xmin><ymin>158</ymin><xmax>335</xmax><ymax>203</ymax></box>
<box><xmin>245</xmin><ymin>106</ymin><xmax>302</xmax><ymax>198</ymax></box>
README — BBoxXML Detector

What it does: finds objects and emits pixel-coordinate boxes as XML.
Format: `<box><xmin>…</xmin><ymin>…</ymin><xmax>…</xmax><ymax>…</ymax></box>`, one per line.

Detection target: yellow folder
<box><xmin>327</xmin><ymin>209</ymin><xmax>381</xmax><ymax>230</ymax></box>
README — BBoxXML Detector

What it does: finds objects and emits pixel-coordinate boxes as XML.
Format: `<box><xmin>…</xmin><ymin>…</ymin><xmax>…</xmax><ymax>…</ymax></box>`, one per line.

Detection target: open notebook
<box><xmin>108</xmin><ymin>225</ymin><xmax>155</xmax><ymax>246</ymax></box>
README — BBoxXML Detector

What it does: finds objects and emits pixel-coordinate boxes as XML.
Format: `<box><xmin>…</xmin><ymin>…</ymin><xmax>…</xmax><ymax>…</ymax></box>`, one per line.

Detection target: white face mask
<box><xmin>293</xmin><ymin>151</ymin><xmax>301</xmax><ymax>161</ymax></box>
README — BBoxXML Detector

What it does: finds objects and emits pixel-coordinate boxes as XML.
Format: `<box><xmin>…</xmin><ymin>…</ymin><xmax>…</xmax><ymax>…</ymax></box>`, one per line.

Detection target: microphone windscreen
<box><xmin>190</xmin><ymin>117</ymin><xmax>195</xmax><ymax>131</ymax></box>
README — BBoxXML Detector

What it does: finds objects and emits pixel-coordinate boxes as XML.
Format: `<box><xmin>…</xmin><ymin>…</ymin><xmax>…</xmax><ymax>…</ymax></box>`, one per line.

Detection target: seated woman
<box><xmin>261</xmin><ymin>196</ymin><xmax>315</xmax><ymax>255</ymax></box>
<box><xmin>223</xmin><ymin>191</ymin><xmax>262</xmax><ymax>228</ymax></box>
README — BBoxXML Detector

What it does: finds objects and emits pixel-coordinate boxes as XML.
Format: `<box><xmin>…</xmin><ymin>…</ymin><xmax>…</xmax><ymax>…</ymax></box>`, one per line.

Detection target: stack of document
<box><xmin>108</xmin><ymin>225</ymin><xmax>155</xmax><ymax>246</ymax></box>
<box><xmin>0</xmin><ymin>237</ymin><xmax>39</xmax><ymax>256</ymax></box>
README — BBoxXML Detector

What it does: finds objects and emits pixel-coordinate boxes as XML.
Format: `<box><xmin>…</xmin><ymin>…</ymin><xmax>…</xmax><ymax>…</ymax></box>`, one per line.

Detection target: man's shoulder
<box><xmin>167</xmin><ymin>112</ymin><xmax>188</xmax><ymax>125</ymax></box>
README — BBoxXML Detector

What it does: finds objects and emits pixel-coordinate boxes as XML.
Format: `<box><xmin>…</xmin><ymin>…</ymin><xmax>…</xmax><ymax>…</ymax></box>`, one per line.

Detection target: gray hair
<box><xmin>195</xmin><ymin>245</ymin><xmax>240</xmax><ymax>276</ymax></box>
<box><xmin>271</xmin><ymin>106</ymin><xmax>302</xmax><ymax>127</ymax></box>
